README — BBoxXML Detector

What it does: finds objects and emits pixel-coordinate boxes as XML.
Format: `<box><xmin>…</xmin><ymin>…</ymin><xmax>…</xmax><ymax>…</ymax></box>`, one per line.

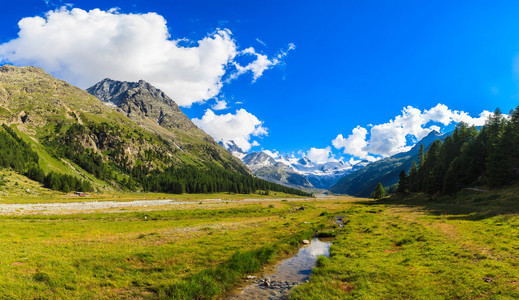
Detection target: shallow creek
<box><xmin>229</xmin><ymin>237</ymin><xmax>332</xmax><ymax>299</ymax></box>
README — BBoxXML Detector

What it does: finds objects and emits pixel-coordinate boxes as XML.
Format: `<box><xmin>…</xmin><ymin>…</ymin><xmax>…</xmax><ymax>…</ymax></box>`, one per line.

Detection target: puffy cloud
<box><xmin>332</xmin><ymin>126</ymin><xmax>370</xmax><ymax>158</ymax></box>
<box><xmin>192</xmin><ymin>109</ymin><xmax>267</xmax><ymax>152</ymax></box>
<box><xmin>0</xmin><ymin>7</ymin><xmax>292</xmax><ymax>107</ymax></box>
<box><xmin>333</xmin><ymin>103</ymin><xmax>494</xmax><ymax>158</ymax></box>
<box><xmin>305</xmin><ymin>147</ymin><xmax>333</xmax><ymax>164</ymax></box>
<box><xmin>212</xmin><ymin>99</ymin><xmax>228</xmax><ymax>110</ymax></box>
<box><xmin>366</xmin><ymin>122</ymin><xmax>411</xmax><ymax>156</ymax></box>
<box><xmin>425</xmin><ymin>103</ymin><xmax>491</xmax><ymax>126</ymax></box>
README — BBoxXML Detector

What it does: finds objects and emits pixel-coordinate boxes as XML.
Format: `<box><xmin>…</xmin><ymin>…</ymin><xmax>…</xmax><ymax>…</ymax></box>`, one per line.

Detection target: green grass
<box><xmin>291</xmin><ymin>185</ymin><xmax>519</xmax><ymax>299</ymax></box>
<box><xmin>0</xmin><ymin>198</ymin><xmax>343</xmax><ymax>298</ymax></box>
<box><xmin>5</xmin><ymin>182</ymin><xmax>519</xmax><ymax>299</ymax></box>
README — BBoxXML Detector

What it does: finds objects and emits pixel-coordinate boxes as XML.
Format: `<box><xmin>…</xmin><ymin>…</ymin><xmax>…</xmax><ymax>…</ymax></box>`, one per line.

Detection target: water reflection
<box><xmin>229</xmin><ymin>238</ymin><xmax>331</xmax><ymax>300</ymax></box>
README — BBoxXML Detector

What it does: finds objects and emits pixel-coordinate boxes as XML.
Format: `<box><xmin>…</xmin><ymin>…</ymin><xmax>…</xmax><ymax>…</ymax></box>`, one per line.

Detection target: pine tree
<box><xmin>397</xmin><ymin>170</ymin><xmax>408</xmax><ymax>193</ymax></box>
<box><xmin>408</xmin><ymin>161</ymin><xmax>418</xmax><ymax>192</ymax></box>
<box><xmin>418</xmin><ymin>143</ymin><xmax>425</xmax><ymax>168</ymax></box>
<box><xmin>373</xmin><ymin>182</ymin><xmax>386</xmax><ymax>199</ymax></box>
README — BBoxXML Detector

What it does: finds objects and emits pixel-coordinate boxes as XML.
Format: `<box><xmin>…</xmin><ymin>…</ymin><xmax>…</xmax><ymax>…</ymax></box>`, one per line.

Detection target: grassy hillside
<box><xmin>0</xmin><ymin>65</ymin><xmax>309</xmax><ymax>197</ymax></box>
<box><xmin>291</xmin><ymin>185</ymin><xmax>519</xmax><ymax>299</ymax></box>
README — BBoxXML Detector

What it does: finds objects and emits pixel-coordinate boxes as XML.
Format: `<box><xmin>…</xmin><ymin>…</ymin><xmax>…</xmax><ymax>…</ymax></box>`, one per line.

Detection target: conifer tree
<box><xmin>397</xmin><ymin>170</ymin><xmax>408</xmax><ymax>193</ymax></box>
<box><xmin>373</xmin><ymin>182</ymin><xmax>386</xmax><ymax>199</ymax></box>
<box><xmin>408</xmin><ymin>161</ymin><xmax>419</xmax><ymax>192</ymax></box>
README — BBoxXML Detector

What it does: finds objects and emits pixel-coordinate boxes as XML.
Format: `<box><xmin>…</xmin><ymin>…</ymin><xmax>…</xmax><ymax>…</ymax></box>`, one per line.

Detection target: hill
<box><xmin>0</xmin><ymin>65</ymin><xmax>309</xmax><ymax>196</ymax></box>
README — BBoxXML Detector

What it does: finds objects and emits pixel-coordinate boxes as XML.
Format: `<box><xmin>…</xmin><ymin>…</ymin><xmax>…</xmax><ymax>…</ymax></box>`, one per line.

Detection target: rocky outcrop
<box><xmin>87</xmin><ymin>78</ymin><xmax>198</xmax><ymax>131</ymax></box>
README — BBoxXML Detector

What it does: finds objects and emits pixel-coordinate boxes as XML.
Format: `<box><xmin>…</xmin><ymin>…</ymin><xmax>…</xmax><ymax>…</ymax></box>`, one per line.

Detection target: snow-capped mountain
<box><xmin>222</xmin><ymin>142</ymin><xmax>363</xmax><ymax>189</ymax></box>
<box><xmin>218</xmin><ymin>141</ymin><xmax>247</xmax><ymax>159</ymax></box>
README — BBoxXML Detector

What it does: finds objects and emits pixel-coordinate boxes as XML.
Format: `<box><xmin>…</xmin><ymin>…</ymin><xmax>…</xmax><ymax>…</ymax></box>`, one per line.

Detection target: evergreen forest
<box><xmin>398</xmin><ymin>106</ymin><xmax>519</xmax><ymax>194</ymax></box>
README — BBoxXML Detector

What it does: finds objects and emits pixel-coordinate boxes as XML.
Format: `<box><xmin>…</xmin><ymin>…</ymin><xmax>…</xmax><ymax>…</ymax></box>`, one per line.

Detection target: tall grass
<box><xmin>155</xmin><ymin>228</ymin><xmax>316</xmax><ymax>299</ymax></box>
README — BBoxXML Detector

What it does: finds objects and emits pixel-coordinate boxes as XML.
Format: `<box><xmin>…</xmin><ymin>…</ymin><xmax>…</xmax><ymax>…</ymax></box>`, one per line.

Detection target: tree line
<box><xmin>398</xmin><ymin>106</ymin><xmax>519</xmax><ymax>195</ymax></box>
<box><xmin>129</xmin><ymin>164</ymin><xmax>312</xmax><ymax>196</ymax></box>
<box><xmin>0</xmin><ymin>124</ymin><xmax>92</xmax><ymax>192</ymax></box>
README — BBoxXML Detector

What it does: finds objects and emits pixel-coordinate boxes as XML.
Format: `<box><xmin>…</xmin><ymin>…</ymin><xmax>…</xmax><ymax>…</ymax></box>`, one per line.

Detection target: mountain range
<box><xmin>0</xmin><ymin>64</ymin><xmax>453</xmax><ymax>197</ymax></box>
<box><xmin>222</xmin><ymin>130</ymin><xmax>447</xmax><ymax>194</ymax></box>
<box><xmin>221</xmin><ymin>141</ymin><xmax>366</xmax><ymax>190</ymax></box>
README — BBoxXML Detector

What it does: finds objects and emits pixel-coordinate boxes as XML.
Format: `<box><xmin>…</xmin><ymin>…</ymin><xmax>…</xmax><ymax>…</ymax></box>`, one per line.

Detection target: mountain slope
<box><xmin>330</xmin><ymin>131</ymin><xmax>447</xmax><ymax>196</ymax></box>
<box><xmin>87</xmin><ymin>78</ymin><xmax>247</xmax><ymax>174</ymax></box>
<box><xmin>0</xmin><ymin>65</ymin><xmax>309</xmax><ymax>196</ymax></box>
<box><xmin>87</xmin><ymin>78</ymin><xmax>197</xmax><ymax>131</ymax></box>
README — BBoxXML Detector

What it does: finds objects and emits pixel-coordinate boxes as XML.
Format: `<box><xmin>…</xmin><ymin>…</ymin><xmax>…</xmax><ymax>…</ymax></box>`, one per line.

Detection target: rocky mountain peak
<box><xmin>298</xmin><ymin>157</ymin><xmax>311</xmax><ymax>165</ymax></box>
<box><xmin>87</xmin><ymin>78</ymin><xmax>197</xmax><ymax>131</ymax></box>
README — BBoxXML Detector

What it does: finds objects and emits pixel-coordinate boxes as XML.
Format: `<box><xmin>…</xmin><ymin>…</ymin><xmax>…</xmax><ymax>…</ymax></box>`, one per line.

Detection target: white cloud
<box><xmin>333</xmin><ymin>103</ymin><xmax>494</xmax><ymax>159</ymax></box>
<box><xmin>192</xmin><ymin>109</ymin><xmax>267</xmax><ymax>152</ymax></box>
<box><xmin>256</xmin><ymin>38</ymin><xmax>267</xmax><ymax>47</ymax></box>
<box><xmin>262</xmin><ymin>149</ymin><xmax>280</xmax><ymax>159</ymax></box>
<box><xmin>230</xmin><ymin>43</ymin><xmax>295</xmax><ymax>81</ymax></box>
<box><xmin>212</xmin><ymin>99</ymin><xmax>228</xmax><ymax>110</ymax></box>
<box><xmin>332</xmin><ymin>126</ymin><xmax>371</xmax><ymax>159</ymax></box>
<box><xmin>0</xmin><ymin>7</ymin><xmax>293</xmax><ymax>107</ymax></box>
<box><xmin>305</xmin><ymin>147</ymin><xmax>333</xmax><ymax>164</ymax></box>
<box><xmin>425</xmin><ymin>103</ymin><xmax>491</xmax><ymax>126</ymax></box>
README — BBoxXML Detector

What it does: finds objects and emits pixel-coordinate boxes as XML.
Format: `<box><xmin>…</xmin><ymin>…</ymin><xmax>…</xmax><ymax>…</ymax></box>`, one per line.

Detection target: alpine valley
<box><xmin>222</xmin><ymin>141</ymin><xmax>367</xmax><ymax>190</ymax></box>
<box><xmin>221</xmin><ymin>131</ymin><xmax>448</xmax><ymax>193</ymax></box>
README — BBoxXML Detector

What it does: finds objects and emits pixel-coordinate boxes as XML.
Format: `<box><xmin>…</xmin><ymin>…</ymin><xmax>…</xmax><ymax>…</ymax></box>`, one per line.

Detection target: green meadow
<box><xmin>2</xmin><ymin>185</ymin><xmax>519</xmax><ymax>299</ymax></box>
<box><xmin>291</xmin><ymin>185</ymin><xmax>519</xmax><ymax>299</ymax></box>
<box><xmin>0</xmin><ymin>196</ymin><xmax>342</xmax><ymax>298</ymax></box>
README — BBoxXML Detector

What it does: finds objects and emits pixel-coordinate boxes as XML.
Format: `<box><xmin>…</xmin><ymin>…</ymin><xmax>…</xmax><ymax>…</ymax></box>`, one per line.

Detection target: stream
<box><xmin>229</xmin><ymin>237</ymin><xmax>332</xmax><ymax>299</ymax></box>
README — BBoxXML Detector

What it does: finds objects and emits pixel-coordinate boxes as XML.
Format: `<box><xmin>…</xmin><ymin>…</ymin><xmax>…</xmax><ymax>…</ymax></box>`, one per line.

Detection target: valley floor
<box><xmin>0</xmin><ymin>195</ymin><xmax>342</xmax><ymax>298</ymax></box>
<box><xmin>2</xmin><ymin>188</ymin><xmax>519</xmax><ymax>299</ymax></box>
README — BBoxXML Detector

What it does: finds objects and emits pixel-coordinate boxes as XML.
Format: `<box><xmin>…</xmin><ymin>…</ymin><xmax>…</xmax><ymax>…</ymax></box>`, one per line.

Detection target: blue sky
<box><xmin>1</xmin><ymin>1</ymin><xmax>518</xmax><ymax>164</ymax></box>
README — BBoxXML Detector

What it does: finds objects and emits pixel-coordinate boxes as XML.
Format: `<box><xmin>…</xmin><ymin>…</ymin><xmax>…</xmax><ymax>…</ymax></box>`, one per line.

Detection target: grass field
<box><xmin>2</xmin><ymin>184</ymin><xmax>519</xmax><ymax>299</ymax></box>
<box><xmin>291</xmin><ymin>185</ymin><xmax>519</xmax><ymax>299</ymax></box>
<box><xmin>0</xmin><ymin>197</ymin><xmax>344</xmax><ymax>298</ymax></box>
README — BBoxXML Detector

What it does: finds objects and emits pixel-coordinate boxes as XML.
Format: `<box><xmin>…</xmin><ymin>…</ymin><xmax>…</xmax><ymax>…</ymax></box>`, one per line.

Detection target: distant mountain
<box><xmin>242</xmin><ymin>151</ymin><xmax>314</xmax><ymax>188</ymax></box>
<box><xmin>330</xmin><ymin>131</ymin><xmax>448</xmax><ymax>196</ymax></box>
<box><xmin>222</xmin><ymin>142</ymin><xmax>357</xmax><ymax>189</ymax></box>
<box><xmin>219</xmin><ymin>141</ymin><xmax>247</xmax><ymax>160</ymax></box>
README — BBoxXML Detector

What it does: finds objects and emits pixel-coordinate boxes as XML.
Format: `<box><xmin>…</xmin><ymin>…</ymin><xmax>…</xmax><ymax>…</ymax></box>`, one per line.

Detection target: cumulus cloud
<box><xmin>212</xmin><ymin>99</ymin><xmax>228</xmax><ymax>110</ymax></box>
<box><xmin>305</xmin><ymin>147</ymin><xmax>333</xmax><ymax>164</ymax></box>
<box><xmin>332</xmin><ymin>126</ymin><xmax>372</xmax><ymax>159</ymax></box>
<box><xmin>333</xmin><ymin>104</ymin><xmax>493</xmax><ymax>158</ymax></box>
<box><xmin>192</xmin><ymin>109</ymin><xmax>267</xmax><ymax>152</ymax></box>
<box><xmin>0</xmin><ymin>7</ymin><xmax>292</xmax><ymax>107</ymax></box>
